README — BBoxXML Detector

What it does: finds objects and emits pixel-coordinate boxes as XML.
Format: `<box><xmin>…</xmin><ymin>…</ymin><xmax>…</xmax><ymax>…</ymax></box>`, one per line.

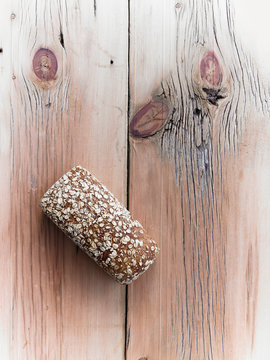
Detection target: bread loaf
<box><xmin>40</xmin><ymin>166</ymin><xmax>159</xmax><ymax>284</ymax></box>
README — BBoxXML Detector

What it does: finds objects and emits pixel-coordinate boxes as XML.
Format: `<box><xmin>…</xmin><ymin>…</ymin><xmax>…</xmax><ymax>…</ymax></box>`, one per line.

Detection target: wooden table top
<box><xmin>1</xmin><ymin>0</ymin><xmax>270</xmax><ymax>359</ymax></box>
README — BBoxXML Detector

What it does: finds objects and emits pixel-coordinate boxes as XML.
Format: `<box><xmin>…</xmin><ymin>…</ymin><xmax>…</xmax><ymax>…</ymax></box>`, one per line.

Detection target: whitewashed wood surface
<box><xmin>1</xmin><ymin>0</ymin><xmax>270</xmax><ymax>359</ymax></box>
<box><xmin>0</xmin><ymin>0</ymin><xmax>127</xmax><ymax>359</ymax></box>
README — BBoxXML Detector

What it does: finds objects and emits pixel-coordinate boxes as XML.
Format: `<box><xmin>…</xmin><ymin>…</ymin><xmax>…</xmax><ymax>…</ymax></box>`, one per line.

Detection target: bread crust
<box><xmin>40</xmin><ymin>165</ymin><xmax>159</xmax><ymax>284</ymax></box>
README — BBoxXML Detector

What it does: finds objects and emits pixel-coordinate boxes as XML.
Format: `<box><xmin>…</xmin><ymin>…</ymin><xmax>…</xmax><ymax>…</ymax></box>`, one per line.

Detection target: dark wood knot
<box><xmin>130</xmin><ymin>99</ymin><xmax>169</xmax><ymax>138</ymax></box>
<box><xmin>200</xmin><ymin>51</ymin><xmax>223</xmax><ymax>87</ymax></box>
<box><xmin>33</xmin><ymin>48</ymin><xmax>58</xmax><ymax>81</ymax></box>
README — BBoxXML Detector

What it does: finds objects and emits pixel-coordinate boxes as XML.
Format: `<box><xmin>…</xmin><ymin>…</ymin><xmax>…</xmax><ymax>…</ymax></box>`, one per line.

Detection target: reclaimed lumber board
<box><xmin>127</xmin><ymin>0</ymin><xmax>270</xmax><ymax>359</ymax></box>
<box><xmin>1</xmin><ymin>0</ymin><xmax>270</xmax><ymax>359</ymax></box>
<box><xmin>0</xmin><ymin>0</ymin><xmax>128</xmax><ymax>359</ymax></box>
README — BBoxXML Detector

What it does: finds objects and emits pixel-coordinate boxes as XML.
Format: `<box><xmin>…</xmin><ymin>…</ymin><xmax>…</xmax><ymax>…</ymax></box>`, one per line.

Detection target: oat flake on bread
<box><xmin>40</xmin><ymin>165</ymin><xmax>159</xmax><ymax>284</ymax></box>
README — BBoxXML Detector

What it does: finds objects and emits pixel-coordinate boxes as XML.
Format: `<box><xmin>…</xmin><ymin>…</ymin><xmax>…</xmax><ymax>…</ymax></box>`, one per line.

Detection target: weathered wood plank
<box><xmin>127</xmin><ymin>1</ymin><xmax>270</xmax><ymax>359</ymax></box>
<box><xmin>0</xmin><ymin>0</ymin><xmax>127</xmax><ymax>358</ymax></box>
<box><xmin>0</xmin><ymin>4</ymin><xmax>13</xmax><ymax>360</ymax></box>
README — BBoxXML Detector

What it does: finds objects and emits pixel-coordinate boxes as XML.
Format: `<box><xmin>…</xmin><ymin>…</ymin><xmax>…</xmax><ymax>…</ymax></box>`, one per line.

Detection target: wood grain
<box><xmin>127</xmin><ymin>0</ymin><xmax>270</xmax><ymax>359</ymax></box>
<box><xmin>0</xmin><ymin>0</ymin><xmax>127</xmax><ymax>359</ymax></box>
<box><xmin>1</xmin><ymin>0</ymin><xmax>270</xmax><ymax>359</ymax></box>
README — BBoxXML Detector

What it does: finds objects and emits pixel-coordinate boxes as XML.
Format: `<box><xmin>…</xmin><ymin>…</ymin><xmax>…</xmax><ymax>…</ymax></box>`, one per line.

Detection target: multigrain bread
<box><xmin>40</xmin><ymin>165</ymin><xmax>159</xmax><ymax>284</ymax></box>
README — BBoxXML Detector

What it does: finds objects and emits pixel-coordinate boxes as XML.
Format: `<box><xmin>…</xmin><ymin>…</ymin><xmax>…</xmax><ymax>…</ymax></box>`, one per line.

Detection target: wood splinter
<box><xmin>40</xmin><ymin>165</ymin><xmax>159</xmax><ymax>284</ymax></box>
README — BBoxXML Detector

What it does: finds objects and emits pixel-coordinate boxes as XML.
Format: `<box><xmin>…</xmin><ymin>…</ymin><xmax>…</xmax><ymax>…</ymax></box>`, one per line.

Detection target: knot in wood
<box><xmin>200</xmin><ymin>51</ymin><xmax>222</xmax><ymax>87</ymax></box>
<box><xmin>130</xmin><ymin>100</ymin><xmax>169</xmax><ymax>138</ymax></box>
<box><xmin>33</xmin><ymin>48</ymin><xmax>58</xmax><ymax>81</ymax></box>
